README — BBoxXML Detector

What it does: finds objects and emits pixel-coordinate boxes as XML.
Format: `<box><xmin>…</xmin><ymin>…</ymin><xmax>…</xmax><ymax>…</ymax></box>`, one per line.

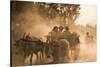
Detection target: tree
<box><xmin>37</xmin><ymin>3</ymin><xmax>80</xmax><ymax>26</ymax></box>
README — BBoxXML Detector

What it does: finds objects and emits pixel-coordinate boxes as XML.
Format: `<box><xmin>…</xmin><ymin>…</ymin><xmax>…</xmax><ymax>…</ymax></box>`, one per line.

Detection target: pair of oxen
<box><xmin>14</xmin><ymin>32</ymin><xmax>80</xmax><ymax>65</ymax></box>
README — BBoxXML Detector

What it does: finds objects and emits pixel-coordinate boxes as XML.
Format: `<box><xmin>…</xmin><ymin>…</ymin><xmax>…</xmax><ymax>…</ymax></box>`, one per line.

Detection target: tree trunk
<box><xmin>68</xmin><ymin>17</ymin><xmax>74</xmax><ymax>27</ymax></box>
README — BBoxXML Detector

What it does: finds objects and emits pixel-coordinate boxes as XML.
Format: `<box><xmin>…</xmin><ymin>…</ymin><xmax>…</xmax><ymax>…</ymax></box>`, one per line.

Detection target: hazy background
<box><xmin>11</xmin><ymin>1</ymin><xmax>96</xmax><ymax>65</ymax></box>
<box><xmin>76</xmin><ymin>5</ymin><xmax>96</xmax><ymax>26</ymax></box>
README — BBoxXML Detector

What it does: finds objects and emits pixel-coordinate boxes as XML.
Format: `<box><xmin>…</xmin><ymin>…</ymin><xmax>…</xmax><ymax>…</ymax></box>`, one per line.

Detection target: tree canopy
<box><xmin>36</xmin><ymin>2</ymin><xmax>80</xmax><ymax>26</ymax></box>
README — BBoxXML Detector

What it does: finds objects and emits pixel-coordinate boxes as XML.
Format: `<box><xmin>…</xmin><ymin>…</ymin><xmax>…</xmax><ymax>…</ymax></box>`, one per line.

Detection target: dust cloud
<box><xmin>74</xmin><ymin>35</ymin><xmax>96</xmax><ymax>63</ymax></box>
<box><xmin>11</xmin><ymin>1</ymin><xmax>96</xmax><ymax>65</ymax></box>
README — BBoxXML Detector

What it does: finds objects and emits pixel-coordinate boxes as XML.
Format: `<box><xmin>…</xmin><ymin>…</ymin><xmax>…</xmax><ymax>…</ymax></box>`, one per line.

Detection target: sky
<box><xmin>76</xmin><ymin>5</ymin><xmax>96</xmax><ymax>26</ymax></box>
